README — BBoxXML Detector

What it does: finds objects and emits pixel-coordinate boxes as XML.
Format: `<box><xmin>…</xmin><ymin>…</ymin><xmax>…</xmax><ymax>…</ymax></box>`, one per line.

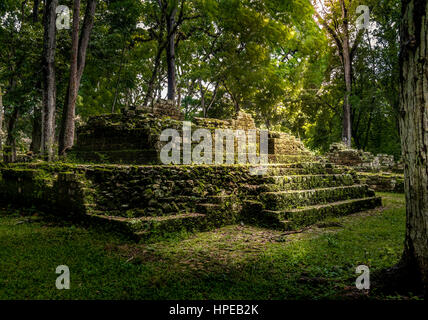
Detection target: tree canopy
<box><xmin>0</xmin><ymin>0</ymin><xmax>402</xmax><ymax>159</ymax></box>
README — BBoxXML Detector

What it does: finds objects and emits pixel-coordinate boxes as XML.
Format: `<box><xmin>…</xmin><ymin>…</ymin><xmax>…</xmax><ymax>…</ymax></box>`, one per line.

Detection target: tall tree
<box><xmin>339</xmin><ymin>0</ymin><xmax>352</xmax><ymax>147</ymax></box>
<box><xmin>313</xmin><ymin>0</ymin><xmax>366</xmax><ymax>147</ymax></box>
<box><xmin>59</xmin><ymin>0</ymin><xmax>96</xmax><ymax>156</ymax></box>
<box><xmin>397</xmin><ymin>0</ymin><xmax>428</xmax><ymax>294</ymax></box>
<box><xmin>41</xmin><ymin>0</ymin><xmax>58</xmax><ymax>160</ymax></box>
<box><xmin>152</xmin><ymin>0</ymin><xmax>197</xmax><ymax>104</ymax></box>
<box><xmin>59</xmin><ymin>0</ymin><xmax>81</xmax><ymax>156</ymax></box>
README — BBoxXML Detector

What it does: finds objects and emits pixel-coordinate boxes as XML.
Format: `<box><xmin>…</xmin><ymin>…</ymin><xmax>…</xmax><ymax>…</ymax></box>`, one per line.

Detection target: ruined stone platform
<box><xmin>0</xmin><ymin>104</ymin><xmax>382</xmax><ymax>240</ymax></box>
<box><xmin>69</xmin><ymin>103</ymin><xmax>314</xmax><ymax>165</ymax></box>
<box><xmin>0</xmin><ymin>161</ymin><xmax>381</xmax><ymax>240</ymax></box>
<box><xmin>325</xmin><ymin>142</ymin><xmax>404</xmax><ymax>192</ymax></box>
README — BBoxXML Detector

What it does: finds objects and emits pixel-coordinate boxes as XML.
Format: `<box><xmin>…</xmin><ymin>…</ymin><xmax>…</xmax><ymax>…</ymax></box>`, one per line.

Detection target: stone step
<box><xmin>86</xmin><ymin>212</ymin><xmax>207</xmax><ymax>241</ymax></box>
<box><xmin>85</xmin><ymin>193</ymin><xmax>234</xmax><ymax>218</ymax></box>
<box><xmin>196</xmin><ymin>203</ymin><xmax>223</xmax><ymax>214</ymax></box>
<box><xmin>244</xmin><ymin>174</ymin><xmax>355</xmax><ymax>194</ymax></box>
<box><xmin>260</xmin><ymin>185</ymin><xmax>374</xmax><ymax>211</ymax></box>
<box><xmin>266</xmin><ymin>175</ymin><xmax>355</xmax><ymax>191</ymax></box>
<box><xmin>86</xmin><ymin>202</ymin><xmax>197</xmax><ymax>217</ymax></box>
<box><xmin>244</xmin><ymin>196</ymin><xmax>382</xmax><ymax>230</ymax></box>
<box><xmin>268</xmin><ymin>154</ymin><xmax>315</xmax><ymax>164</ymax></box>
<box><xmin>264</xmin><ymin>162</ymin><xmax>333</xmax><ymax>168</ymax></box>
<box><xmin>205</xmin><ymin>194</ymin><xmax>235</xmax><ymax>204</ymax></box>
<box><xmin>265</xmin><ymin>165</ymin><xmax>350</xmax><ymax>176</ymax></box>
<box><xmin>268</xmin><ymin>173</ymin><xmax>354</xmax><ymax>186</ymax></box>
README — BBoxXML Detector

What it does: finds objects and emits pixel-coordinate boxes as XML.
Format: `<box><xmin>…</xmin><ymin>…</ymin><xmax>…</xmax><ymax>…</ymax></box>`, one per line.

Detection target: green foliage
<box><xmin>0</xmin><ymin>0</ymin><xmax>402</xmax><ymax>158</ymax></box>
<box><xmin>279</xmin><ymin>0</ymin><xmax>402</xmax><ymax>156</ymax></box>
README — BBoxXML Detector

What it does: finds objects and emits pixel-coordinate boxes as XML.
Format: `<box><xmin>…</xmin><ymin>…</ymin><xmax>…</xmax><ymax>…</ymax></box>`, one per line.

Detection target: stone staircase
<box><xmin>242</xmin><ymin>163</ymin><xmax>382</xmax><ymax>230</ymax></box>
<box><xmin>0</xmin><ymin>162</ymin><xmax>382</xmax><ymax>241</ymax></box>
<box><xmin>78</xmin><ymin>162</ymin><xmax>381</xmax><ymax>240</ymax></box>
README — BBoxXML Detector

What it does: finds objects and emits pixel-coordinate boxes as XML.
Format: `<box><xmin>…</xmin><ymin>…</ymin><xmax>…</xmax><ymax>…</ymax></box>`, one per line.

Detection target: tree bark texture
<box><xmin>340</xmin><ymin>0</ymin><xmax>352</xmax><ymax>147</ymax></box>
<box><xmin>166</xmin><ymin>5</ymin><xmax>177</xmax><ymax>102</ymax></box>
<box><xmin>399</xmin><ymin>0</ymin><xmax>428</xmax><ymax>293</ymax></box>
<box><xmin>59</xmin><ymin>0</ymin><xmax>80</xmax><ymax>156</ymax></box>
<box><xmin>59</xmin><ymin>0</ymin><xmax>96</xmax><ymax>155</ymax></box>
<box><xmin>41</xmin><ymin>0</ymin><xmax>58</xmax><ymax>160</ymax></box>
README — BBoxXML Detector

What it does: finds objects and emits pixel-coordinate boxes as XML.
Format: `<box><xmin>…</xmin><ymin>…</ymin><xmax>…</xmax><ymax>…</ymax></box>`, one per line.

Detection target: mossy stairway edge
<box><xmin>0</xmin><ymin>162</ymin><xmax>382</xmax><ymax>240</ymax></box>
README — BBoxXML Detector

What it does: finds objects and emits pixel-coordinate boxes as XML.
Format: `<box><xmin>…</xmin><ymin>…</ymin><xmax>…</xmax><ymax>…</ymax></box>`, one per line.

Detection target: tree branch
<box><xmin>350</xmin><ymin>28</ymin><xmax>365</xmax><ymax>60</ymax></box>
<box><xmin>313</xmin><ymin>9</ymin><xmax>343</xmax><ymax>56</ymax></box>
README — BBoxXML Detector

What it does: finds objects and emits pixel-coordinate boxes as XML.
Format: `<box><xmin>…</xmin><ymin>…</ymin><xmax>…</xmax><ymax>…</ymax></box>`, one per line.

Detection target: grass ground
<box><xmin>0</xmin><ymin>192</ymin><xmax>421</xmax><ymax>300</ymax></box>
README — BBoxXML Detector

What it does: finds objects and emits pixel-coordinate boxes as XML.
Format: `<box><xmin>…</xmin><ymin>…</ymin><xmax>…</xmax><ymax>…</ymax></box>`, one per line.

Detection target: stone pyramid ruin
<box><xmin>0</xmin><ymin>101</ymin><xmax>381</xmax><ymax>240</ymax></box>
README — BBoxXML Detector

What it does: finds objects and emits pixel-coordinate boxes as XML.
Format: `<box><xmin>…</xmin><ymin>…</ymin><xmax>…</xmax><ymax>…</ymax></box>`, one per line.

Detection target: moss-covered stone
<box><xmin>0</xmin><ymin>160</ymin><xmax>382</xmax><ymax>239</ymax></box>
<box><xmin>357</xmin><ymin>172</ymin><xmax>404</xmax><ymax>192</ymax></box>
<box><xmin>260</xmin><ymin>184</ymin><xmax>374</xmax><ymax>211</ymax></box>
<box><xmin>243</xmin><ymin>196</ymin><xmax>382</xmax><ymax>230</ymax></box>
<box><xmin>0</xmin><ymin>113</ymin><xmax>385</xmax><ymax>239</ymax></box>
<box><xmin>69</xmin><ymin>111</ymin><xmax>315</xmax><ymax>165</ymax></box>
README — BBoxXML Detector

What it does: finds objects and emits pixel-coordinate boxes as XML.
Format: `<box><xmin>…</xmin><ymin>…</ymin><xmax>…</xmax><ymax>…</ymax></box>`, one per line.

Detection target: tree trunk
<box><xmin>363</xmin><ymin>107</ymin><xmax>373</xmax><ymax>150</ymax></box>
<box><xmin>59</xmin><ymin>0</ymin><xmax>96</xmax><ymax>156</ymax></box>
<box><xmin>30</xmin><ymin>105</ymin><xmax>42</xmax><ymax>154</ymax></box>
<box><xmin>200</xmin><ymin>79</ymin><xmax>206</xmax><ymax>117</ymax></box>
<box><xmin>206</xmin><ymin>82</ymin><xmax>219</xmax><ymax>117</ymax></box>
<box><xmin>59</xmin><ymin>0</ymin><xmax>80</xmax><ymax>156</ymax></box>
<box><xmin>33</xmin><ymin>0</ymin><xmax>40</xmax><ymax>23</ymax></box>
<box><xmin>77</xmin><ymin>0</ymin><xmax>96</xmax><ymax>83</ymax></box>
<box><xmin>166</xmin><ymin>5</ymin><xmax>177</xmax><ymax>102</ymax></box>
<box><xmin>314</xmin><ymin>1</ymin><xmax>362</xmax><ymax>147</ymax></box>
<box><xmin>143</xmin><ymin>42</ymin><xmax>164</xmax><ymax>107</ymax></box>
<box><xmin>398</xmin><ymin>0</ymin><xmax>428</xmax><ymax>294</ymax></box>
<box><xmin>4</xmin><ymin>107</ymin><xmax>19</xmax><ymax>163</ymax></box>
<box><xmin>177</xmin><ymin>84</ymin><xmax>182</xmax><ymax>110</ymax></box>
<box><xmin>41</xmin><ymin>0</ymin><xmax>58</xmax><ymax>161</ymax></box>
<box><xmin>340</xmin><ymin>0</ymin><xmax>352</xmax><ymax>147</ymax></box>
<box><xmin>0</xmin><ymin>87</ymin><xmax>3</xmax><ymax>154</ymax></box>
<box><xmin>112</xmin><ymin>42</ymin><xmax>126</xmax><ymax>113</ymax></box>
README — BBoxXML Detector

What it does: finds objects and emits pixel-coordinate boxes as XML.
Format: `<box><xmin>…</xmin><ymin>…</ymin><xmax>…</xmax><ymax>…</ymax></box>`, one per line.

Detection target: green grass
<box><xmin>0</xmin><ymin>193</ymin><xmax>416</xmax><ymax>300</ymax></box>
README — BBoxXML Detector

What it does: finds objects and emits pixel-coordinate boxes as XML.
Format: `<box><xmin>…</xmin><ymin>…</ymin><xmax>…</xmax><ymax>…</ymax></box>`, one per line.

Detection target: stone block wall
<box><xmin>326</xmin><ymin>142</ymin><xmax>403</xmax><ymax>173</ymax></box>
<box><xmin>136</xmin><ymin>100</ymin><xmax>184</xmax><ymax>121</ymax></box>
<box><xmin>0</xmin><ymin>167</ymin><xmax>87</xmax><ymax>217</ymax></box>
<box><xmin>0</xmin><ymin>163</ymin><xmax>264</xmax><ymax>221</ymax></box>
<box><xmin>325</xmin><ymin>142</ymin><xmax>404</xmax><ymax>192</ymax></box>
<box><xmin>192</xmin><ymin>111</ymin><xmax>256</xmax><ymax>131</ymax></box>
<box><xmin>356</xmin><ymin>172</ymin><xmax>404</xmax><ymax>193</ymax></box>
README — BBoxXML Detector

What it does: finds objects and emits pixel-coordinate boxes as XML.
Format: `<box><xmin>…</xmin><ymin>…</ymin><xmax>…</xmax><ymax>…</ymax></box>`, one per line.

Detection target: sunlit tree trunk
<box><xmin>340</xmin><ymin>0</ymin><xmax>352</xmax><ymax>147</ymax></box>
<box><xmin>41</xmin><ymin>0</ymin><xmax>58</xmax><ymax>160</ymax></box>
<box><xmin>313</xmin><ymin>0</ymin><xmax>363</xmax><ymax>147</ymax></box>
<box><xmin>59</xmin><ymin>0</ymin><xmax>80</xmax><ymax>156</ymax></box>
<box><xmin>200</xmin><ymin>79</ymin><xmax>206</xmax><ymax>117</ymax></box>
